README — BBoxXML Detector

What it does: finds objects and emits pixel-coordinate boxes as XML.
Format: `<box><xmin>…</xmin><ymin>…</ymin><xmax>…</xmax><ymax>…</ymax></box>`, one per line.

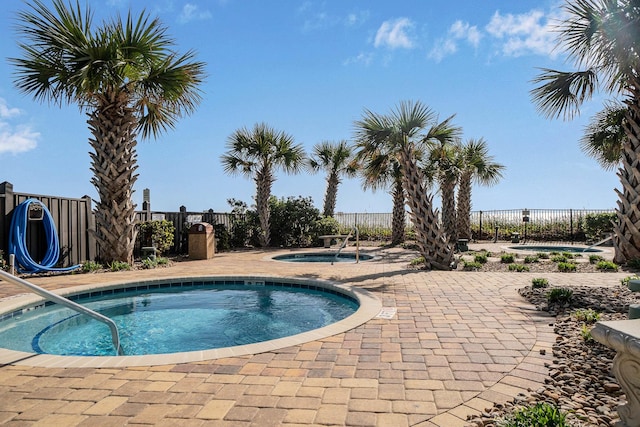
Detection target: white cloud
<box><xmin>0</xmin><ymin>98</ymin><xmax>39</xmax><ymax>155</ymax></box>
<box><xmin>428</xmin><ymin>20</ymin><xmax>482</xmax><ymax>62</ymax></box>
<box><xmin>177</xmin><ymin>3</ymin><xmax>212</xmax><ymax>24</ymax></box>
<box><xmin>374</xmin><ymin>18</ymin><xmax>415</xmax><ymax>49</ymax></box>
<box><xmin>485</xmin><ymin>10</ymin><xmax>557</xmax><ymax>57</ymax></box>
<box><xmin>343</xmin><ymin>52</ymin><xmax>374</xmax><ymax>67</ymax></box>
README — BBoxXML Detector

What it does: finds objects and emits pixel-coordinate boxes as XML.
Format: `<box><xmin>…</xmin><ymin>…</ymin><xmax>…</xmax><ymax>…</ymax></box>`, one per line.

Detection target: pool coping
<box><xmin>0</xmin><ymin>275</ymin><xmax>382</xmax><ymax>368</ymax></box>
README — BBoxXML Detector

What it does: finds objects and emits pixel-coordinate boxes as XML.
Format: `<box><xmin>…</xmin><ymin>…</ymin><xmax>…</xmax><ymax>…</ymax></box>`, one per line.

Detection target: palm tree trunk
<box><xmin>323</xmin><ymin>173</ymin><xmax>339</xmax><ymax>217</ymax></box>
<box><xmin>440</xmin><ymin>176</ymin><xmax>457</xmax><ymax>245</ymax></box>
<box><xmin>256</xmin><ymin>168</ymin><xmax>273</xmax><ymax>247</ymax></box>
<box><xmin>88</xmin><ymin>92</ymin><xmax>139</xmax><ymax>264</ymax></box>
<box><xmin>400</xmin><ymin>147</ymin><xmax>453</xmax><ymax>270</ymax></box>
<box><xmin>614</xmin><ymin>92</ymin><xmax>640</xmax><ymax>263</ymax></box>
<box><xmin>391</xmin><ymin>177</ymin><xmax>405</xmax><ymax>245</ymax></box>
<box><xmin>456</xmin><ymin>171</ymin><xmax>473</xmax><ymax>240</ymax></box>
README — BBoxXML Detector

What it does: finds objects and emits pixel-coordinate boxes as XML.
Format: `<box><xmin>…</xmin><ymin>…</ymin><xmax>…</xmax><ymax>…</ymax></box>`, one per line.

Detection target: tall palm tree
<box><xmin>531</xmin><ymin>0</ymin><xmax>640</xmax><ymax>264</ymax></box>
<box><xmin>352</xmin><ymin>142</ymin><xmax>406</xmax><ymax>245</ymax></box>
<box><xmin>354</xmin><ymin>100</ymin><xmax>456</xmax><ymax>270</ymax></box>
<box><xmin>221</xmin><ymin>122</ymin><xmax>305</xmax><ymax>247</ymax></box>
<box><xmin>307</xmin><ymin>140</ymin><xmax>355</xmax><ymax>217</ymax></box>
<box><xmin>11</xmin><ymin>0</ymin><xmax>205</xmax><ymax>264</ymax></box>
<box><xmin>455</xmin><ymin>138</ymin><xmax>505</xmax><ymax>240</ymax></box>
<box><xmin>424</xmin><ymin>121</ymin><xmax>463</xmax><ymax>245</ymax></box>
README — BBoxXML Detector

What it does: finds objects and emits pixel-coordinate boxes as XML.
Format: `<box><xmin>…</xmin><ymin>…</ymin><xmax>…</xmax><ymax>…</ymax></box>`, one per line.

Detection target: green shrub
<box><xmin>572</xmin><ymin>308</ymin><xmax>601</xmax><ymax>323</ymax></box>
<box><xmin>269</xmin><ymin>196</ymin><xmax>324</xmax><ymax>247</ymax></box>
<box><xmin>141</xmin><ymin>258</ymin><xmax>157</xmax><ymax>269</ymax></box>
<box><xmin>474</xmin><ymin>253</ymin><xmax>488</xmax><ymax>264</ymax></box>
<box><xmin>82</xmin><ymin>260</ymin><xmax>103</xmax><ymax>273</ymax></box>
<box><xmin>596</xmin><ymin>260</ymin><xmax>618</xmax><ymax>271</ymax></box>
<box><xmin>410</xmin><ymin>256</ymin><xmax>425</xmax><ymax>266</ymax></box>
<box><xmin>536</xmin><ymin>252</ymin><xmax>550</xmax><ymax>259</ymax></box>
<box><xmin>582</xmin><ymin>212</ymin><xmax>616</xmax><ymax>242</ymax></box>
<box><xmin>547</xmin><ymin>287</ymin><xmax>573</xmax><ymax>304</ymax></box>
<box><xmin>227</xmin><ymin>199</ymin><xmax>260</xmax><ymax>248</ymax></box>
<box><xmin>622</xmin><ymin>275</ymin><xmax>640</xmax><ymax>286</ymax></box>
<box><xmin>551</xmin><ymin>255</ymin><xmax>568</xmax><ymax>263</ymax></box>
<box><xmin>508</xmin><ymin>263</ymin><xmax>529</xmax><ymax>272</ymax></box>
<box><xmin>500</xmin><ymin>253</ymin><xmax>515</xmax><ymax>263</ymax></box>
<box><xmin>463</xmin><ymin>261</ymin><xmax>483</xmax><ymax>271</ymax></box>
<box><xmin>137</xmin><ymin>220</ymin><xmax>175</xmax><ymax>254</ymax></box>
<box><xmin>156</xmin><ymin>257</ymin><xmax>169</xmax><ymax>265</ymax></box>
<box><xmin>109</xmin><ymin>261</ymin><xmax>131</xmax><ymax>272</ymax></box>
<box><xmin>524</xmin><ymin>255</ymin><xmax>539</xmax><ymax>263</ymax></box>
<box><xmin>589</xmin><ymin>254</ymin><xmax>604</xmax><ymax>264</ymax></box>
<box><xmin>213</xmin><ymin>223</ymin><xmax>231</xmax><ymax>251</ymax></box>
<box><xmin>531</xmin><ymin>278</ymin><xmax>549</xmax><ymax>288</ymax></box>
<box><xmin>580</xmin><ymin>324</ymin><xmax>594</xmax><ymax>342</ymax></box>
<box><xmin>497</xmin><ymin>402</ymin><xmax>568</xmax><ymax>427</ymax></box>
<box><xmin>561</xmin><ymin>252</ymin><xmax>574</xmax><ymax>259</ymax></box>
<box><xmin>557</xmin><ymin>262</ymin><xmax>577</xmax><ymax>272</ymax></box>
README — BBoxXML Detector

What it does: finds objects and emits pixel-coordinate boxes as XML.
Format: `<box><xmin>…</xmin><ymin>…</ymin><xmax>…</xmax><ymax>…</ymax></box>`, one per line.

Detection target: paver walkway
<box><xmin>0</xmin><ymin>245</ymin><xmax>627</xmax><ymax>426</ymax></box>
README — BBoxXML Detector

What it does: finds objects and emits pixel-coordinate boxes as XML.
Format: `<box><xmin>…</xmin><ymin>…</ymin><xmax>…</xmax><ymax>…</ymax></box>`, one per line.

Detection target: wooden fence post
<box><xmin>0</xmin><ymin>182</ymin><xmax>15</xmax><ymax>260</ymax></box>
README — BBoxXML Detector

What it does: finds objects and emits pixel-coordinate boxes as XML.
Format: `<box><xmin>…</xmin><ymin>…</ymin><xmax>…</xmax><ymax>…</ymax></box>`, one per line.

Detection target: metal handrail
<box><xmin>0</xmin><ymin>269</ymin><xmax>123</xmax><ymax>355</ymax></box>
<box><xmin>332</xmin><ymin>226</ymin><xmax>359</xmax><ymax>265</ymax></box>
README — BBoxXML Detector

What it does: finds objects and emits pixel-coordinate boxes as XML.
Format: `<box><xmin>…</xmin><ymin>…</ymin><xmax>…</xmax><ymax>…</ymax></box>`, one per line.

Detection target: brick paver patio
<box><xmin>0</xmin><ymin>244</ymin><xmax>626</xmax><ymax>426</ymax></box>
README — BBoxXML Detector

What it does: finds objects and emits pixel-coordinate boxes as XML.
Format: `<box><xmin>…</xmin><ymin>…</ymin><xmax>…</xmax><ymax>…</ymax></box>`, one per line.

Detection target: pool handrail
<box><xmin>332</xmin><ymin>226</ymin><xmax>359</xmax><ymax>265</ymax></box>
<box><xmin>0</xmin><ymin>269</ymin><xmax>123</xmax><ymax>356</ymax></box>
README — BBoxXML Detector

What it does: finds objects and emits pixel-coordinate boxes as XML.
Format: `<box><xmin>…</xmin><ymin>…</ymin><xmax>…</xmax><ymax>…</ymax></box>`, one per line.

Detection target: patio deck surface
<box><xmin>0</xmin><ymin>244</ymin><xmax>626</xmax><ymax>426</ymax></box>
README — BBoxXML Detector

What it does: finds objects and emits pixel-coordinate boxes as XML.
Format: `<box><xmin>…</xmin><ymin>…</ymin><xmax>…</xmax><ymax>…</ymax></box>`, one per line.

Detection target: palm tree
<box><xmin>11</xmin><ymin>0</ymin><xmax>205</xmax><ymax>264</ymax></box>
<box><xmin>424</xmin><ymin>121</ymin><xmax>463</xmax><ymax>245</ymax></box>
<box><xmin>354</xmin><ymin>100</ymin><xmax>456</xmax><ymax>270</ymax></box>
<box><xmin>531</xmin><ymin>0</ymin><xmax>640</xmax><ymax>264</ymax></box>
<box><xmin>580</xmin><ymin>102</ymin><xmax>627</xmax><ymax>171</ymax></box>
<box><xmin>455</xmin><ymin>138</ymin><xmax>505</xmax><ymax>240</ymax></box>
<box><xmin>352</xmin><ymin>142</ymin><xmax>406</xmax><ymax>245</ymax></box>
<box><xmin>307</xmin><ymin>140</ymin><xmax>355</xmax><ymax>217</ymax></box>
<box><xmin>221</xmin><ymin>122</ymin><xmax>305</xmax><ymax>247</ymax></box>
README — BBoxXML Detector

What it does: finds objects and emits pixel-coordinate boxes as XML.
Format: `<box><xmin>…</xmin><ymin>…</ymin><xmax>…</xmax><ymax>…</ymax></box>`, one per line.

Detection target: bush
<box><xmin>508</xmin><ymin>263</ymin><xmax>529</xmax><ymax>272</ymax></box>
<box><xmin>137</xmin><ymin>220</ymin><xmax>175</xmax><ymax>255</ymax></box>
<box><xmin>572</xmin><ymin>308</ymin><xmax>601</xmax><ymax>323</ymax></box>
<box><xmin>500</xmin><ymin>253</ymin><xmax>515</xmax><ymax>263</ymax></box>
<box><xmin>596</xmin><ymin>260</ymin><xmax>618</xmax><ymax>271</ymax></box>
<box><xmin>580</xmin><ymin>324</ymin><xmax>594</xmax><ymax>342</ymax></box>
<box><xmin>474</xmin><ymin>253</ymin><xmax>488</xmax><ymax>264</ymax></box>
<box><xmin>524</xmin><ymin>255</ymin><xmax>539</xmax><ymax>263</ymax></box>
<box><xmin>557</xmin><ymin>262</ymin><xmax>577</xmax><ymax>272</ymax></box>
<box><xmin>588</xmin><ymin>254</ymin><xmax>604</xmax><ymax>264</ymax></box>
<box><xmin>547</xmin><ymin>287</ymin><xmax>573</xmax><ymax>304</ymax></box>
<box><xmin>551</xmin><ymin>255</ymin><xmax>568</xmax><ymax>263</ymax></box>
<box><xmin>213</xmin><ymin>223</ymin><xmax>231</xmax><ymax>251</ymax></box>
<box><xmin>82</xmin><ymin>260</ymin><xmax>103</xmax><ymax>273</ymax></box>
<box><xmin>463</xmin><ymin>261</ymin><xmax>483</xmax><ymax>271</ymax></box>
<box><xmin>583</xmin><ymin>212</ymin><xmax>616</xmax><ymax>242</ymax></box>
<box><xmin>536</xmin><ymin>252</ymin><xmax>550</xmax><ymax>259</ymax></box>
<box><xmin>497</xmin><ymin>402</ymin><xmax>568</xmax><ymax>427</ymax></box>
<box><xmin>531</xmin><ymin>278</ymin><xmax>549</xmax><ymax>288</ymax></box>
<box><xmin>269</xmin><ymin>196</ymin><xmax>323</xmax><ymax>247</ymax></box>
<box><xmin>109</xmin><ymin>261</ymin><xmax>131</xmax><ymax>272</ymax></box>
<box><xmin>410</xmin><ymin>256</ymin><xmax>425</xmax><ymax>266</ymax></box>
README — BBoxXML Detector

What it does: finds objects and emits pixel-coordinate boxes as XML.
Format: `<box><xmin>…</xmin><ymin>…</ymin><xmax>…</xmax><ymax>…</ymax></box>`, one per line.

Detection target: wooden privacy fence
<box><xmin>0</xmin><ymin>182</ymin><xmax>96</xmax><ymax>266</ymax></box>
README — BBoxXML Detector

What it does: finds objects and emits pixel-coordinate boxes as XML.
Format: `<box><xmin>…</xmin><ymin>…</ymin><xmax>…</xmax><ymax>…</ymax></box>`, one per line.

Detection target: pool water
<box><xmin>0</xmin><ymin>284</ymin><xmax>358</xmax><ymax>356</ymax></box>
<box><xmin>273</xmin><ymin>252</ymin><xmax>373</xmax><ymax>262</ymax></box>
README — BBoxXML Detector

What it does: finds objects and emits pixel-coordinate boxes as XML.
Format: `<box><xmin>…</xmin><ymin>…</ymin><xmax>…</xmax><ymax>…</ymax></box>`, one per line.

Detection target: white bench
<box><xmin>318</xmin><ymin>235</ymin><xmax>350</xmax><ymax>248</ymax></box>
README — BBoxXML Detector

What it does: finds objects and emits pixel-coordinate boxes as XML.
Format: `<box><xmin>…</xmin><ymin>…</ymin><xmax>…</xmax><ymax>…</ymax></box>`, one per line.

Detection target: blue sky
<box><xmin>0</xmin><ymin>0</ymin><xmax>620</xmax><ymax>214</ymax></box>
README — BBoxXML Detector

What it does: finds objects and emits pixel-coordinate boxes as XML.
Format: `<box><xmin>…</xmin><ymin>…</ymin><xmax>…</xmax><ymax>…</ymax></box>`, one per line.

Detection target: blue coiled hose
<box><xmin>8</xmin><ymin>199</ymin><xmax>80</xmax><ymax>273</ymax></box>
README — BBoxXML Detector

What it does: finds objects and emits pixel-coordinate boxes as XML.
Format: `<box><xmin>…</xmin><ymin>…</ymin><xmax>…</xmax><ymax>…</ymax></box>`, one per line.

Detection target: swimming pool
<box><xmin>507</xmin><ymin>245</ymin><xmax>603</xmax><ymax>253</ymax></box>
<box><xmin>272</xmin><ymin>252</ymin><xmax>373</xmax><ymax>262</ymax></box>
<box><xmin>0</xmin><ymin>276</ymin><xmax>381</xmax><ymax>367</ymax></box>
